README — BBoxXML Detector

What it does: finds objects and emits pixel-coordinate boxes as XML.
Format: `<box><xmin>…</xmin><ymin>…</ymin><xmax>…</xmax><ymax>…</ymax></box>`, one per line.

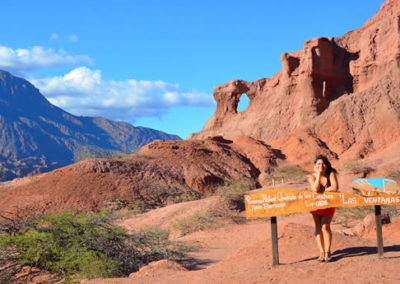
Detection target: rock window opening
<box><xmin>237</xmin><ymin>93</ymin><xmax>250</xmax><ymax>112</ymax></box>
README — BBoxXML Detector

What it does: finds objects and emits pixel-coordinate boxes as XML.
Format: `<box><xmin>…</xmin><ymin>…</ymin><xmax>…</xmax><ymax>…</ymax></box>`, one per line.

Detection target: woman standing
<box><xmin>308</xmin><ymin>155</ymin><xmax>339</xmax><ymax>262</ymax></box>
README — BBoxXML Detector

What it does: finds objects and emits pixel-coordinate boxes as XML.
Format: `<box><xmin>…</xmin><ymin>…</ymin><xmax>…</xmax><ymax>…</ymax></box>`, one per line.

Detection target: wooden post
<box><xmin>270</xmin><ymin>216</ymin><xmax>279</xmax><ymax>265</ymax></box>
<box><xmin>374</xmin><ymin>205</ymin><xmax>384</xmax><ymax>257</ymax></box>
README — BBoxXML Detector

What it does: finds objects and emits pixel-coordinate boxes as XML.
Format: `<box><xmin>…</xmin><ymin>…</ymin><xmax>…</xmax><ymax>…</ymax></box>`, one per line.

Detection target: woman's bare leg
<box><xmin>321</xmin><ymin>215</ymin><xmax>334</xmax><ymax>257</ymax></box>
<box><xmin>312</xmin><ymin>215</ymin><xmax>324</xmax><ymax>256</ymax></box>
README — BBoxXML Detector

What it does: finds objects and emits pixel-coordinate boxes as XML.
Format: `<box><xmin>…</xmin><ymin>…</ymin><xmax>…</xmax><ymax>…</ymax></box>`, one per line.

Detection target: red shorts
<box><xmin>310</xmin><ymin>207</ymin><xmax>336</xmax><ymax>217</ymax></box>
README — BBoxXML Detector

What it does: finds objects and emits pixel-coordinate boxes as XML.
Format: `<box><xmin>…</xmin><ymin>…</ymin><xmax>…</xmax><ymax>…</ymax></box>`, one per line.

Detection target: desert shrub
<box><xmin>341</xmin><ymin>159</ymin><xmax>375</xmax><ymax>177</ymax></box>
<box><xmin>129</xmin><ymin>152</ymin><xmax>154</xmax><ymax>160</ymax></box>
<box><xmin>0</xmin><ymin>211</ymin><xmax>186</xmax><ymax>281</ymax></box>
<box><xmin>143</xmin><ymin>184</ymin><xmax>202</xmax><ymax>207</ymax></box>
<box><xmin>104</xmin><ymin>199</ymin><xmax>156</xmax><ymax>215</ymax></box>
<box><xmin>336</xmin><ymin>206</ymin><xmax>374</xmax><ymax>225</ymax></box>
<box><xmin>171</xmin><ymin>180</ymin><xmax>254</xmax><ymax>236</ymax></box>
<box><xmin>208</xmin><ymin>179</ymin><xmax>254</xmax><ymax>222</ymax></box>
<box><xmin>106</xmin><ymin>185</ymin><xmax>201</xmax><ymax>221</ymax></box>
<box><xmin>336</xmin><ymin>205</ymin><xmax>400</xmax><ymax>227</ymax></box>
<box><xmin>381</xmin><ymin>164</ymin><xmax>400</xmax><ymax>182</ymax></box>
<box><xmin>0</xmin><ymin>210</ymin><xmax>39</xmax><ymax>236</ymax></box>
<box><xmin>175</xmin><ymin>186</ymin><xmax>202</xmax><ymax>203</ymax></box>
<box><xmin>266</xmin><ymin>164</ymin><xmax>308</xmax><ymax>183</ymax></box>
<box><xmin>74</xmin><ymin>148</ymin><xmax>129</xmax><ymax>162</ymax></box>
<box><xmin>172</xmin><ymin>213</ymin><xmax>215</xmax><ymax>236</ymax></box>
<box><xmin>216</xmin><ymin>179</ymin><xmax>254</xmax><ymax>205</ymax></box>
<box><xmin>105</xmin><ymin>193</ymin><xmax>199</xmax><ymax>216</ymax></box>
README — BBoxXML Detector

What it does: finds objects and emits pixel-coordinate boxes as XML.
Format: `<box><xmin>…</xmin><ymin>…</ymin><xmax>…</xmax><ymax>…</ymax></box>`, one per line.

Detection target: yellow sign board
<box><xmin>244</xmin><ymin>189</ymin><xmax>400</xmax><ymax>219</ymax></box>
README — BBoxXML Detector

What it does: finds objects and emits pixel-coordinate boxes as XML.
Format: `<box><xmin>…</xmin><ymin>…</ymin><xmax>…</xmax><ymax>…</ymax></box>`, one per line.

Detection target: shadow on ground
<box><xmin>291</xmin><ymin>245</ymin><xmax>400</xmax><ymax>264</ymax></box>
<box><xmin>179</xmin><ymin>257</ymin><xmax>218</xmax><ymax>271</ymax></box>
<box><xmin>331</xmin><ymin>245</ymin><xmax>400</xmax><ymax>262</ymax></box>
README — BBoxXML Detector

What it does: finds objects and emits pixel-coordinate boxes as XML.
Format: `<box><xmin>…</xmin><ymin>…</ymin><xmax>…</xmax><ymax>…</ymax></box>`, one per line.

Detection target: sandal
<box><xmin>318</xmin><ymin>252</ymin><xmax>324</xmax><ymax>262</ymax></box>
<box><xmin>324</xmin><ymin>251</ymin><xmax>332</xmax><ymax>262</ymax></box>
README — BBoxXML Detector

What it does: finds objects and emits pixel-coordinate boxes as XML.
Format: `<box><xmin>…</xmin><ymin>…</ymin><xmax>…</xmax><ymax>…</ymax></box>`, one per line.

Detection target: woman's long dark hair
<box><xmin>314</xmin><ymin>155</ymin><xmax>337</xmax><ymax>176</ymax></box>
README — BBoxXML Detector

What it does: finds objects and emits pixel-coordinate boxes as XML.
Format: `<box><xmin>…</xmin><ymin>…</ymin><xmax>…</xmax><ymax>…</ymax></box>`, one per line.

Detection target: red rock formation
<box><xmin>2</xmin><ymin>1</ymin><xmax>399</xmax><ymax>216</ymax></box>
<box><xmin>0</xmin><ymin>136</ymin><xmax>282</xmax><ymax>214</ymax></box>
<box><xmin>190</xmin><ymin>0</ymin><xmax>400</xmax><ymax>165</ymax></box>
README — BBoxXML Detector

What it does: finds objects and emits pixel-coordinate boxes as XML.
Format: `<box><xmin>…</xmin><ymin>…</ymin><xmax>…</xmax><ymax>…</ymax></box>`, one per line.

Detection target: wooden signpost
<box><xmin>352</xmin><ymin>178</ymin><xmax>400</xmax><ymax>257</ymax></box>
<box><xmin>244</xmin><ymin>178</ymin><xmax>400</xmax><ymax>265</ymax></box>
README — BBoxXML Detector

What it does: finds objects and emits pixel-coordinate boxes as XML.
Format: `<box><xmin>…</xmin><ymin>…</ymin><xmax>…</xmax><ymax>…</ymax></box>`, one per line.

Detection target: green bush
<box><xmin>0</xmin><ymin>211</ymin><xmax>186</xmax><ymax>281</ymax></box>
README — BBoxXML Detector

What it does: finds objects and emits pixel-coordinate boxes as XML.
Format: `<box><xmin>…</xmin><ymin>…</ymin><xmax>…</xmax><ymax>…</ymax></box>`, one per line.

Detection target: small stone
<box><xmin>15</xmin><ymin>266</ymin><xmax>31</xmax><ymax>278</ymax></box>
<box><xmin>31</xmin><ymin>267</ymin><xmax>41</xmax><ymax>273</ymax></box>
<box><xmin>363</xmin><ymin>213</ymin><xmax>376</xmax><ymax>232</ymax></box>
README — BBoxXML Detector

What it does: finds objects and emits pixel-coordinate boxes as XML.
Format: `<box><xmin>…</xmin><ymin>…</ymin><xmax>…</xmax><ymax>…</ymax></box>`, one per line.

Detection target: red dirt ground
<box><xmin>83</xmin><ymin>180</ymin><xmax>400</xmax><ymax>284</ymax></box>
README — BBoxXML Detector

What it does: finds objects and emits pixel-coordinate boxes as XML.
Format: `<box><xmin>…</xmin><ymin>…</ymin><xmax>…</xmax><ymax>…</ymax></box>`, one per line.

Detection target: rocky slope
<box><xmin>189</xmin><ymin>0</ymin><xmax>400</xmax><ymax>166</ymax></box>
<box><xmin>0</xmin><ymin>136</ymin><xmax>283</xmax><ymax>214</ymax></box>
<box><xmin>0</xmin><ymin>70</ymin><xmax>180</xmax><ymax>180</ymax></box>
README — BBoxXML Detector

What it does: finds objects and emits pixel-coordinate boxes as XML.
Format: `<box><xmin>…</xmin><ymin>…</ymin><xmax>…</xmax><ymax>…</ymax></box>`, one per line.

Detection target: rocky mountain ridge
<box><xmin>0</xmin><ymin>70</ymin><xmax>180</xmax><ymax>180</ymax></box>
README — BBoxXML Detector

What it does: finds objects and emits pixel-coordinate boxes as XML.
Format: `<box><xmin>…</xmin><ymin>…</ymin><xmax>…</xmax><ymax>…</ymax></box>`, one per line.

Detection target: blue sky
<box><xmin>0</xmin><ymin>0</ymin><xmax>384</xmax><ymax>138</ymax></box>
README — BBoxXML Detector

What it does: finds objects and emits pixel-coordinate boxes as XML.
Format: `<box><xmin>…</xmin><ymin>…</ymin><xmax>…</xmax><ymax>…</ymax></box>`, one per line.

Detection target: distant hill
<box><xmin>0</xmin><ymin>70</ymin><xmax>181</xmax><ymax>181</ymax></box>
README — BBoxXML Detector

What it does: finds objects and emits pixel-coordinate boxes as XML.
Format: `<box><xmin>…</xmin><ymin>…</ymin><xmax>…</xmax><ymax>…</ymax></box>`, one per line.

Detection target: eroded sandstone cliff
<box><xmin>190</xmin><ymin>0</ymin><xmax>400</xmax><ymax>164</ymax></box>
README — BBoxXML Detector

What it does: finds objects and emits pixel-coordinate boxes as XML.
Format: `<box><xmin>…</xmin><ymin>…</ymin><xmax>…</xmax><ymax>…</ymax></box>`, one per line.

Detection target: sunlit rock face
<box><xmin>190</xmin><ymin>0</ymin><xmax>400</xmax><ymax>165</ymax></box>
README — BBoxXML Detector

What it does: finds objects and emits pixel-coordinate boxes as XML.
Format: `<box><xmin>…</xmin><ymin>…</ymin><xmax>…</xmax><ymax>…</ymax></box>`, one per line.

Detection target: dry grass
<box><xmin>208</xmin><ymin>179</ymin><xmax>254</xmax><ymax>221</ymax></box>
<box><xmin>380</xmin><ymin>163</ymin><xmax>400</xmax><ymax>182</ymax></box>
<box><xmin>340</xmin><ymin>159</ymin><xmax>375</xmax><ymax>177</ymax></box>
<box><xmin>335</xmin><ymin>205</ymin><xmax>400</xmax><ymax>227</ymax></box>
<box><xmin>129</xmin><ymin>152</ymin><xmax>154</xmax><ymax>160</ymax></box>
<box><xmin>74</xmin><ymin>148</ymin><xmax>131</xmax><ymax>162</ymax></box>
<box><xmin>171</xmin><ymin>213</ymin><xmax>215</xmax><ymax>236</ymax></box>
<box><xmin>267</xmin><ymin>164</ymin><xmax>308</xmax><ymax>183</ymax></box>
<box><xmin>335</xmin><ymin>206</ymin><xmax>374</xmax><ymax>226</ymax></box>
<box><xmin>171</xmin><ymin>180</ymin><xmax>254</xmax><ymax>236</ymax></box>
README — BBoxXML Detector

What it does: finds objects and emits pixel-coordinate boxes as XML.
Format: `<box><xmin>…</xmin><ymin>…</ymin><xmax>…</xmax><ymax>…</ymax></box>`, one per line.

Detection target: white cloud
<box><xmin>31</xmin><ymin>67</ymin><xmax>214</xmax><ymax>121</ymax></box>
<box><xmin>69</xmin><ymin>35</ymin><xmax>79</xmax><ymax>43</ymax></box>
<box><xmin>51</xmin><ymin>33</ymin><xmax>59</xmax><ymax>40</ymax></box>
<box><xmin>0</xmin><ymin>46</ymin><xmax>92</xmax><ymax>73</ymax></box>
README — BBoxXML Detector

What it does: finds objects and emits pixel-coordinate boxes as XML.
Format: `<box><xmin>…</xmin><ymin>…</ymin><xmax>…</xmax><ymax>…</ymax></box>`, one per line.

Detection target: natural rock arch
<box><xmin>236</xmin><ymin>93</ymin><xmax>250</xmax><ymax>112</ymax></box>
